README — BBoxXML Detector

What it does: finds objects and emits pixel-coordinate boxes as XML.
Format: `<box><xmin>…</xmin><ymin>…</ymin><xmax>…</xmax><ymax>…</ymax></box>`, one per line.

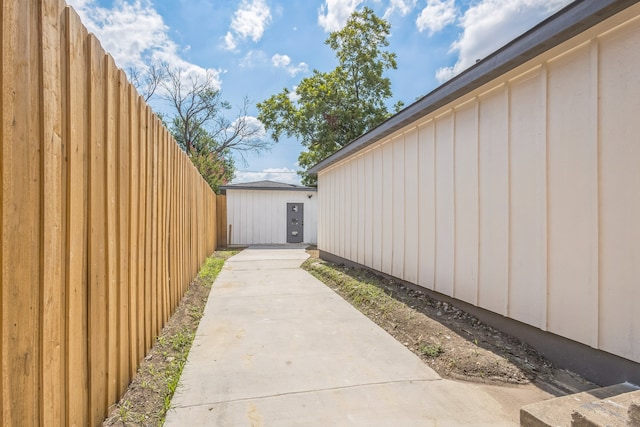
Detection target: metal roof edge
<box><xmin>308</xmin><ymin>0</ymin><xmax>636</xmax><ymax>174</ymax></box>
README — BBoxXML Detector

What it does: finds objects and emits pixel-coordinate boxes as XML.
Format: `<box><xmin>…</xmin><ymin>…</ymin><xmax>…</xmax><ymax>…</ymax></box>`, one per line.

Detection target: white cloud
<box><xmin>385</xmin><ymin>0</ymin><xmax>417</xmax><ymax>18</ymax></box>
<box><xmin>233</xmin><ymin>116</ymin><xmax>267</xmax><ymax>140</ymax></box>
<box><xmin>223</xmin><ymin>32</ymin><xmax>237</xmax><ymax>51</ymax></box>
<box><xmin>416</xmin><ymin>0</ymin><xmax>457</xmax><ymax>35</ymax></box>
<box><xmin>239</xmin><ymin>50</ymin><xmax>268</xmax><ymax>68</ymax></box>
<box><xmin>435</xmin><ymin>0</ymin><xmax>573</xmax><ymax>83</ymax></box>
<box><xmin>232</xmin><ymin>167</ymin><xmax>301</xmax><ymax>185</ymax></box>
<box><xmin>223</xmin><ymin>0</ymin><xmax>272</xmax><ymax>50</ymax></box>
<box><xmin>66</xmin><ymin>0</ymin><xmax>222</xmax><ymax>89</ymax></box>
<box><xmin>271</xmin><ymin>54</ymin><xmax>309</xmax><ymax>77</ymax></box>
<box><xmin>68</xmin><ymin>0</ymin><xmax>169</xmax><ymax>70</ymax></box>
<box><xmin>272</xmin><ymin>53</ymin><xmax>291</xmax><ymax>68</ymax></box>
<box><xmin>318</xmin><ymin>0</ymin><xmax>364</xmax><ymax>32</ymax></box>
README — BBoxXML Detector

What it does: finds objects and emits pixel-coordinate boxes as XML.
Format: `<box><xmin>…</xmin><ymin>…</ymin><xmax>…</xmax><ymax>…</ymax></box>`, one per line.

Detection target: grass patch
<box><xmin>104</xmin><ymin>249</ymin><xmax>239</xmax><ymax>426</ymax></box>
<box><xmin>198</xmin><ymin>258</ymin><xmax>224</xmax><ymax>284</ymax></box>
<box><xmin>302</xmin><ymin>259</ymin><xmax>398</xmax><ymax>317</ymax></box>
<box><xmin>419</xmin><ymin>343</ymin><xmax>444</xmax><ymax>358</ymax></box>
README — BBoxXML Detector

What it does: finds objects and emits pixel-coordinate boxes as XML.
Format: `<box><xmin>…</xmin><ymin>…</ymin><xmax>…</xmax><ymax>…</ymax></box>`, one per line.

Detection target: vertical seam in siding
<box><xmin>452</xmin><ymin>112</ymin><xmax>457</xmax><ymax>298</ymax></box>
<box><xmin>417</xmin><ymin>132</ymin><xmax>422</xmax><ymax>286</ymax></box>
<box><xmin>475</xmin><ymin>98</ymin><xmax>481</xmax><ymax>307</ymax></box>
<box><xmin>591</xmin><ymin>37</ymin><xmax>601</xmax><ymax>349</ymax></box>
<box><xmin>541</xmin><ymin>63</ymin><xmax>549</xmax><ymax>332</ymax></box>
<box><xmin>433</xmin><ymin>124</ymin><xmax>438</xmax><ymax>290</ymax></box>
<box><xmin>403</xmin><ymin>139</ymin><xmax>407</xmax><ymax>280</ymax></box>
<box><xmin>383</xmin><ymin>146</ymin><xmax>396</xmax><ymax>276</ymax></box>
<box><xmin>506</xmin><ymin>82</ymin><xmax>512</xmax><ymax>317</ymax></box>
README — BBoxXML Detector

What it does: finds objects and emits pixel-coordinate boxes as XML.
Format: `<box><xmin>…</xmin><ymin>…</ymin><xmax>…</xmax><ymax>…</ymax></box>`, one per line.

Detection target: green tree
<box><xmin>257</xmin><ymin>7</ymin><xmax>402</xmax><ymax>185</ymax></box>
<box><xmin>175</xmin><ymin>122</ymin><xmax>235</xmax><ymax>193</ymax></box>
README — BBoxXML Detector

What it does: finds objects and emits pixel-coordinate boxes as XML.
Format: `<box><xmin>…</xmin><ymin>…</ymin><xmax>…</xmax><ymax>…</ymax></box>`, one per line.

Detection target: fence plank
<box><xmin>41</xmin><ymin>0</ymin><xmax>66</xmax><ymax>424</ymax></box>
<box><xmin>64</xmin><ymin>7</ymin><xmax>89</xmax><ymax>425</ymax></box>
<box><xmin>160</xmin><ymin>126</ymin><xmax>168</xmax><ymax>325</ymax></box>
<box><xmin>88</xmin><ymin>34</ymin><xmax>109</xmax><ymax>426</ymax></box>
<box><xmin>144</xmin><ymin>106</ymin><xmax>153</xmax><ymax>353</ymax></box>
<box><xmin>150</xmin><ymin>117</ymin><xmax>159</xmax><ymax>340</ymax></box>
<box><xmin>104</xmin><ymin>54</ymin><xmax>119</xmax><ymax>407</ymax></box>
<box><xmin>117</xmin><ymin>69</ymin><xmax>131</xmax><ymax>396</ymax></box>
<box><xmin>1</xmin><ymin>2</ymin><xmax>42</xmax><ymax>424</ymax></box>
<box><xmin>128</xmin><ymin>88</ymin><xmax>139</xmax><ymax>378</ymax></box>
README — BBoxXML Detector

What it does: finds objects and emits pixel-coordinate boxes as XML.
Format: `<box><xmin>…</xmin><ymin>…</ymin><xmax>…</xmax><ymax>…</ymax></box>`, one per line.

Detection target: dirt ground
<box><xmin>303</xmin><ymin>248</ymin><xmax>597</xmax><ymax>422</ymax></box>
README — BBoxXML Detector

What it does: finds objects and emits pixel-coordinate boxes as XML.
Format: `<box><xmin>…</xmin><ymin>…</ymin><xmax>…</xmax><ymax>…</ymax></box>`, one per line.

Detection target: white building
<box><xmin>309</xmin><ymin>0</ymin><xmax>640</xmax><ymax>386</ymax></box>
<box><xmin>221</xmin><ymin>180</ymin><xmax>318</xmax><ymax>245</ymax></box>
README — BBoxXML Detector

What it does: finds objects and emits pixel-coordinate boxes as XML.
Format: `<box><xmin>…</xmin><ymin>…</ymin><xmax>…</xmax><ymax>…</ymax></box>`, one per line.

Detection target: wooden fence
<box><xmin>1</xmin><ymin>1</ymin><xmax>218</xmax><ymax>425</ymax></box>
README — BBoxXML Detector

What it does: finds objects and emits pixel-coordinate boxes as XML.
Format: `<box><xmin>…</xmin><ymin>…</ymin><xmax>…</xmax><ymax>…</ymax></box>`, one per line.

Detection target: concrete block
<box><xmin>571</xmin><ymin>389</ymin><xmax>640</xmax><ymax>426</ymax></box>
<box><xmin>520</xmin><ymin>383</ymin><xmax>639</xmax><ymax>427</ymax></box>
<box><xmin>628</xmin><ymin>402</ymin><xmax>640</xmax><ymax>426</ymax></box>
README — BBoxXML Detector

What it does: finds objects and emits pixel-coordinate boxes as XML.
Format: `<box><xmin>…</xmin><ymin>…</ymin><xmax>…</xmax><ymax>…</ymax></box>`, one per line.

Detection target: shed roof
<box><xmin>219</xmin><ymin>180</ymin><xmax>317</xmax><ymax>194</ymax></box>
<box><xmin>308</xmin><ymin>0</ymin><xmax>635</xmax><ymax>175</ymax></box>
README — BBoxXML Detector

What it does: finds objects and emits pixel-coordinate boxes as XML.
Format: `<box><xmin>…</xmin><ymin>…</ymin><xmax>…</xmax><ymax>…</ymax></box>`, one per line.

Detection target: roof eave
<box><xmin>219</xmin><ymin>185</ymin><xmax>318</xmax><ymax>193</ymax></box>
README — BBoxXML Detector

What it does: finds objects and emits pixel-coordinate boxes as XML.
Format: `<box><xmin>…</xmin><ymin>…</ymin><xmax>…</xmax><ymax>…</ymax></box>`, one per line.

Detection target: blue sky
<box><xmin>67</xmin><ymin>0</ymin><xmax>572</xmax><ymax>184</ymax></box>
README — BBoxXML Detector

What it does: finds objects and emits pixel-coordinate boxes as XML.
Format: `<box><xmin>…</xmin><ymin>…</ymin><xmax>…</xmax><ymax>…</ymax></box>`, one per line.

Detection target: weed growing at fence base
<box><xmin>103</xmin><ymin>249</ymin><xmax>238</xmax><ymax>426</ymax></box>
<box><xmin>198</xmin><ymin>256</ymin><xmax>227</xmax><ymax>285</ymax></box>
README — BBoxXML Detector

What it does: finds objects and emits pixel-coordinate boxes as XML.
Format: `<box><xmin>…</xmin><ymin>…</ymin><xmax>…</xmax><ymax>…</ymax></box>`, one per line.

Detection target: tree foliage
<box><xmin>257</xmin><ymin>7</ymin><xmax>402</xmax><ymax>185</ymax></box>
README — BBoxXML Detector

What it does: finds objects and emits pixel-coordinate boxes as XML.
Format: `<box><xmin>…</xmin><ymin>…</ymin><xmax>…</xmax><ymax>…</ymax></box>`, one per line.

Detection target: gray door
<box><xmin>286</xmin><ymin>203</ymin><xmax>304</xmax><ymax>243</ymax></box>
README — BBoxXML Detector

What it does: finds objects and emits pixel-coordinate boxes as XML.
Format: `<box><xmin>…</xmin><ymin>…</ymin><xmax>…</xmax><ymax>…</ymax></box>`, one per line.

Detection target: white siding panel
<box><xmin>599</xmin><ymin>20</ymin><xmax>640</xmax><ymax>362</ymax></box>
<box><xmin>435</xmin><ymin>114</ymin><xmax>455</xmax><ymax>296</ymax></box>
<box><xmin>392</xmin><ymin>136</ymin><xmax>405</xmax><ymax>279</ymax></box>
<box><xmin>454</xmin><ymin>102</ymin><xmax>479</xmax><ymax>305</ymax></box>
<box><xmin>372</xmin><ymin>146</ymin><xmax>383</xmax><ymax>271</ymax></box>
<box><xmin>343</xmin><ymin>163</ymin><xmax>351</xmax><ymax>259</ymax></box>
<box><xmin>336</xmin><ymin>166</ymin><xmax>349</xmax><ymax>258</ymax></box>
<box><xmin>508</xmin><ymin>71</ymin><xmax>547</xmax><ymax>329</ymax></box>
<box><xmin>357</xmin><ymin>155</ymin><xmax>366</xmax><ymax>265</ymax></box>
<box><xmin>328</xmin><ymin>171</ymin><xmax>335</xmax><ymax>254</ymax></box>
<box><xmin>352</xmin><ymin>161</ymin><xmax>359</xmax><ymax>259</ymax></box>
<box><xmin>418</xmin><ymin>122</ymin><xmax>436</xmax><ymax>290</ymax></box>
<box><xmin>318</xmin><ymin>172</ymin><xmax>325</xmax><ymax>251</ymax></box>
<box><xmin>350</xmin><ymin>161</ymin><xmax>358</xmax><ymax>261</ymax></box>
<box><xmin>335</xmin><ymin>168</ymin><xmax>341</xmax><ymax>255</ymax></box>
<box><xmin>478</xmin><ymin>86</ymin><xmax>509</xmax><ymax>315</ymax></box>
<box><xmin>404</xmin><ymin>129</ymin><xmax>419</xmax><ymax>284</ymax></box>
<box><xmin>256</xmin><ymin>191</ymin><xmax>265</xmax><ymax>244</ymax></box>
<box><xmin>382</xmin><ymin>142</ymin><xmax>393</xmax><ymax>274</ymax></box>
<box><xmin>334</xmin><ymin>168</ymin><xmax>340</xmax><ymax>254</ymax></box>
<box><xmin>304</xmin><ymin>191</ymin><xmax>317</xmax><ymax>245</ymax></box>
<box><xmin>364</xmin><ymin>152</ymin><xmax>374</xmax><ymax>267</ymax></box>
<box><xmin>240</xmin><ymin>191</ymin><xmax>248</xmax><ymax>244</ymax></box>
<box><xmin>547</xmin><ymin>43</ymin><xmax>599</xmax><ymax>345</ymax></box>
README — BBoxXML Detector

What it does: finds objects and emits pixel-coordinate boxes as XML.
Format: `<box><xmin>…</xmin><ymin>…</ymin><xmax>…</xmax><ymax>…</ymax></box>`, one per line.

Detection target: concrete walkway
<box><xmin>165</xmin><ymin>246</ymin><xmax>516</xmax><ymax>426</ymax></box>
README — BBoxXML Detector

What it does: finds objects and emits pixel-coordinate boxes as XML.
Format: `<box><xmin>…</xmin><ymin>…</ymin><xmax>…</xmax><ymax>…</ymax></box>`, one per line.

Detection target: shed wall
<box><xmin>227</xmin><ymin>189</ymin><xmax>317</xmax><ymax>245</ymax></box>
<box><xmin>317</xmin><ymin>5</ymin><xmax>640</xmax><ymax>364</ymax></box>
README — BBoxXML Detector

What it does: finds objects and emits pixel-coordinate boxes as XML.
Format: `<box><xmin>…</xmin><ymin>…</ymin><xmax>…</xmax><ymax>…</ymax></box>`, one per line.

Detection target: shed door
<box><xmin>287</xmin><ymin>203</ymin><xmax>304</xmax><ymax>243</ymax></box>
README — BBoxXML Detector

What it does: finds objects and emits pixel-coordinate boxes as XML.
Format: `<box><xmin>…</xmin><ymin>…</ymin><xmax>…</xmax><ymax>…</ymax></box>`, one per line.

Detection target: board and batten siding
<box><xmin>317</xmin><ymin>5</ymin><xmax>640</xmax><ymax>365</ymax></box>
<box><xmin>227</xmin><ymin>190</ymin><xmax>317</xmax><ymax>245</ymax></box>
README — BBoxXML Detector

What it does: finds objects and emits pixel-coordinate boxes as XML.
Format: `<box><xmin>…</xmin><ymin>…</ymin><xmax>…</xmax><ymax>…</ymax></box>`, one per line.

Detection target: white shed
<box><xmin>309</xmin><ymin>0</ymin><xmax>640</xmax><ymax>386</ymax></box>
<box><xmin>221</xmin><ymin>180</ymin><xmax>318</xmax><ymax>245</ymax></box>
